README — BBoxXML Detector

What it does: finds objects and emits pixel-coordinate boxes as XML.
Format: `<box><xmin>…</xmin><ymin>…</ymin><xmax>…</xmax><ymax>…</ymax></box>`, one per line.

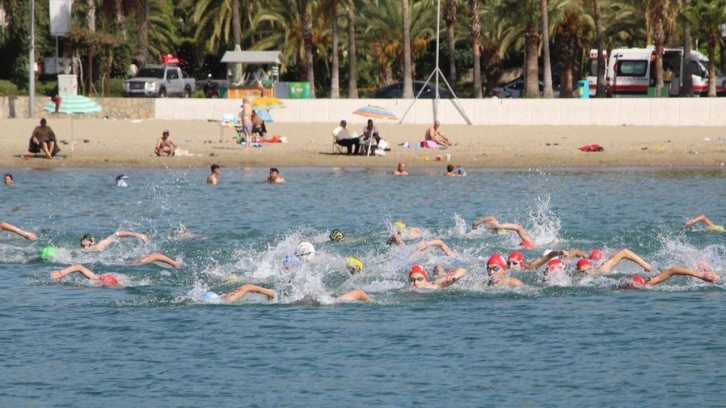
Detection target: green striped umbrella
<box><xmin>42</xmin><ymin>95</ymin><xmax>103</xmax><ymax>157</ymax></box>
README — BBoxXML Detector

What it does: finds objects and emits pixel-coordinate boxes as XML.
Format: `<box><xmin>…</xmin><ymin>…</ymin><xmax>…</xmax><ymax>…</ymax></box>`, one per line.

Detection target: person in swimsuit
<box><xmin>265</xmin><ymin>167</ymin><xmax>286</xmax><ymax>183</ymax></box>
<box><xmin>424</xmin><ymin>120</ymin><xmax>454</xmax><ymax>147</ymax></box>
<box><xmin>0</xmin><ymin>222</ymin><xmax>37</xmax><ymax>241</ymax></box>
<box><xmin>685</xmin><ymin>214</ymin><xmax>725</xmax><ymax>232</ymax></box>
<box><xmin>623</xmin><ymin>266</ymin><xmax>719</xmax><ymax>288</ymax></box>
<box><xmin>572</xmin><ymin>248</ymin><xmax>652</xmax><ymax>275</ymax></box>
<box><xmin>79</xmin><ymin>231</ymin><xmax>149</xmax><ymax>252</ymax></box>
<box><xmin>486</xmin><ymin>254</ymin><xmax>524</xmax><ymax>287</ymax></box>
<box><xmin>207</xmin><ymin>164</ymin><xmax>221</xmax><ymax>185</ymax></box>
<box><xmin>506</xmin><ymin>250</ymin><xmax>566</xmax><ymax>271</ymax></box>
<box><xmin>154</xmin><ymin>129</ymin><xmax>177</xmax><ymax>156</ymax></box>
<box><xmin>472</xmin><ymin>215</ymin><xmax>537</xmax><ymax>249</ymax></box>
<box><xmin>393</xmin><ymin>162</ymin><xmax>408</xmax><ymax>176</ymax></box>
<box><xmin>407</xmin><ymin>263</ymin><xmax>467</xmax><ymax>289</ymax></box>
<box><xmin>51</xmin><ymin>254</ymin><xmax>182</xmax><ymax>287</ymax></box>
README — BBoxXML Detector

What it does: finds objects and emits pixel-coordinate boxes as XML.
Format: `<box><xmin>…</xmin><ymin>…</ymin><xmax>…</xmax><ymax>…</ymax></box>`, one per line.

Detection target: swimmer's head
<box><xmin>576</xmin><ymin>258</ymin><xmax>593</xmax><ymax>272</ymax></box>
<box><xmin>282</xmin><ymin>255</ymin><xmax>300</xmax><ymax>269</ymax></box>
<box><xmin>295</xmin><ymin>242</ymin><xmax>315</xmax><ymax>261</ymax></box>
<box><xmin>171</xmin><ymin>224</ymin><xmax>187</xmax><ymax>237</ymax></box>
<box><xmin>408</xmin><ymin>264</ymin><xmax>428</xmax><ymax>284</ymax></box>
<box><xmin>507</xmin><ymin>251</ymin><xmax>524</xmax><ymax>269</ymax></box>
<box><xmin>98</xmin><ymin>274</ymin><xmax>119</xmax><ymax>287</ymax></box>
<box><xmin>546</xmin><ymin>258</ymin><xmax>565</xmax><ymax>273</ymax></box>
<box><xmin>589</xmin><ymin>249</ymin><xmax>603</xmax><ymax>261</ymax></box>
<box><xmin>116</xmin><ymin>174</ymin><xmax>128</xmax><ymax>187</ymax></box>
<box><xmin>80</xmin><ymin>233</ymin><xmax>95</xmax><ymax>248</ymax></box>
<box><xmin>329</xmin><ymin>229</ymin><xmax>345</xmax><ymax>242</ymax></box>
<box><xmin>346</xmin><ymin>256</ymin><xmax>363</xmax><ymax>275</ymax></box>
<box><xmin>203</xmin><ymin>291</ymin><xmax>222</xmax><ymax>301</ymax></box>
<box><xmin>486</xmin><ymin>254</ymin><xmax>507</xmax><ymax>275</ymax></box>
<box><xmin>457</xmin><ymin>167</ymin><xmax>466</xmax><ymax>175</ymax></box>
<box><xmin>40</xmin><ymin>246</ymin><xmax>56</xmax><ymax>260</ymax></box>
<box><xmin>631</xmin><ymin>275</ymin><xmax>646</xmax><ymax>285</ymax></box>
<box><xmin>394</xmin><ymin>221</ymin><xmax>407</xmax><ymax>233</ymax></box>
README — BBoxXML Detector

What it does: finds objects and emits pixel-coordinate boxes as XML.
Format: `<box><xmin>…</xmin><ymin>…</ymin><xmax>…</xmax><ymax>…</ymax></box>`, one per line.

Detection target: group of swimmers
<box><xmin>0</xmin><ymin>212</ymin><xmax>721</xmax><ymax>303</ymax></box>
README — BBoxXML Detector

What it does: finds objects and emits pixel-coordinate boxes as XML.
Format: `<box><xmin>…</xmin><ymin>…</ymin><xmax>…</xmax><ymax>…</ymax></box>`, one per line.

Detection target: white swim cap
<box><xmin>203</xmin><ymin>291</ymin><xmax>221</xmax><ymax>301</ymax></box>
<box><xmin>295</xmin><ymin>242</ymin><xmax>316</xmax><ymax>261</ymax></box>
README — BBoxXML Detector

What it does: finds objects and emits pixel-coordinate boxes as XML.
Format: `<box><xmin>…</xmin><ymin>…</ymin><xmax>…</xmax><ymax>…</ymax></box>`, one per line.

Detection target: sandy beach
<box><xmin>2</xmin><ymin>118</ymin><xmax>725</xmax><ymax>169</ymax></box>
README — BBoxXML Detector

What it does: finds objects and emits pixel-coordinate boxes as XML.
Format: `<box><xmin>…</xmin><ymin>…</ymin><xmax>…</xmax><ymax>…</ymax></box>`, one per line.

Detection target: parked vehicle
<box><xmin>586</xmin><ymin>49</ymin><xmax>608</xmax><ymax>96</ymax></box>
<box><xmin>590</xmin><ymin>46</ymin><xmax>726</xmax><ymax>97</ymax></box>
<box><xmin>203</xmin><ymin>74</ymin><xmax>221</xmax><ymax>98</ymax></box>
<box><xmin>122</xmin><ymin>65</ymin><xmax>195</xmax><ymax>98</ymax></box>
<box><xmin>374</xmin><ymin>81</ymin><xmax>454</xmax><ymax>98</ymax></box>
<box><xmin>492</xmin><ymin>78</ymin><xmax>559</xmax><ymax>98</ymax></box>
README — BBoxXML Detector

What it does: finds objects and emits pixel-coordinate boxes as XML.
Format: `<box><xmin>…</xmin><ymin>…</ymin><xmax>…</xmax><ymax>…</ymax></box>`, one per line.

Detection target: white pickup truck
<box><xmin>122</xmin><ymin>65</ymin><xmax>195</xmax><ymax>97</ymax></box>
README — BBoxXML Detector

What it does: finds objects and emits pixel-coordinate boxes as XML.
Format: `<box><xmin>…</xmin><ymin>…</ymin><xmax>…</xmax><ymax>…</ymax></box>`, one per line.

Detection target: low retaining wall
<box><xmin>1</xmin><ymin>96</ymin><xmax>155</xmax><ymax>119</ymax></box>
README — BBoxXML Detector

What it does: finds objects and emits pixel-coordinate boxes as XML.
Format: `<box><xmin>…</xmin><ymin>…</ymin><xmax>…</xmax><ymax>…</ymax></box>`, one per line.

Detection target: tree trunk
<box><xmin>346</xmin><ymin>4</ymin><xmax>358</xmax><ymax>98</ymax></box>
<box><xmin>330</xmin><ymin>0</ymin><xmax>340</xmax><ymax>98</ymax></box>
<box><xmin>708</xmin><ymin>35</ymin><xmax>717</xmax><ymax>97</ymax></box>
<box><xmin>525</xmin><ymin>23</ymin><xmax>540</xmax><ymax>98</ymax></box>
<box><xmin>444</xmin><ymin>0</ymin><xmax>457</xmax><ymax>91</ymax></box>
<box><xmin>471</xmin><ymin>0</ymin><xmax>482</xmax><ymax>98</ymax></box>
<box><xmin>232</xmin><ymin>0</ymin><xmax>241</xmax><ymax>47</ymax></box>
<box><xmin>402</xmin><ymin>0</ymin><xmax>413</xmax><ymax>98</ymax></box>
<box><xmin>86</xmin><ymin>0</ymin><xmax>96</xmax><ymax>31</ymax></box>
<box><xmin>682</xmin><ymin>0</ymin><xmax>692</xmax><ymax>96</ymax></box>
<box><xmin>136</xmin><ymin>0</ymin><xmax>149</xmax><ymax>67</ymax></box>
<box><xmin>594</xmin><ymin>0</ymin><xmax>607</xmax><ymax>97</ymax></box>
<box><xmin>300</xmin><ymin>0</ymin><xmax>316</xmax><ymax>98</ymax></box>
<box><xmin>653</xmin><ymin>8</ymin><xmax>665</xmax><ymax>95</ymax></box>
<box><xmin>540</xmin><ymin>0</ymin><xmax>553</xmax><ymax>97</ymax></box>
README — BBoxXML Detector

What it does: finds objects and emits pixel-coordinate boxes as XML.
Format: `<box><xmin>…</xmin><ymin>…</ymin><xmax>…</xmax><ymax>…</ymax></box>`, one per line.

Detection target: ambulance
<box><xmin>585</xmin><ymin>49</ymin><xmax>607</xmax><ymax>96</ymax></box>
<box><xmin>586</xmin><ymin>46</ymin><xmax>726</xmax><ymax>96</ymax></box>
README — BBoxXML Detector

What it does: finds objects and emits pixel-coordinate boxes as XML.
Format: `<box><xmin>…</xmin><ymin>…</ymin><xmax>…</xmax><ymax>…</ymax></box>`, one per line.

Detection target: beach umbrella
<box><xmin>251</xmin><ymin>97</ymin><xmax>286</xmax><ymax>109</ymax></box>
<box><xmin>255</xmin><ymin>109</ymin><xmax>273</xmax><ymax>123</ymax></box>
<box><xmin>352</xmin><ymin>105</ymin><xmax>398</xmax><ymax>120</ymax></box>
<box><xmin>42</xmin><ymin>95</ymin><xmax>103</xmax><ymax>157</ymax></box>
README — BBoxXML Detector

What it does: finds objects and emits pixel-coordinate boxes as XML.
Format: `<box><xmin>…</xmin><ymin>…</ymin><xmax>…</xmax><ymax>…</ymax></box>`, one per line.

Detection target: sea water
<box><xmin>1</xmin><ymin>167</ymin><xmax>724</xmax><ymax>407</ymax></box>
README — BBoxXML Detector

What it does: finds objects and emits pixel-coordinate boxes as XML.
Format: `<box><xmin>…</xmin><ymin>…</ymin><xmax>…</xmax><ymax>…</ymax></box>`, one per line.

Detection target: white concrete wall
<box><xmin>155</xmin><ymin>98</ymin><xmax>726</xmax><ymax>126</ymax></box>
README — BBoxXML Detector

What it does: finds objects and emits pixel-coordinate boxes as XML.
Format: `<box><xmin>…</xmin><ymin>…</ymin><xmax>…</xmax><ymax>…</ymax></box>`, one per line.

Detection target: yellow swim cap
<box><xmin>394</xmin><ymin>221</ymin><xmax>407</xmax><ymax>232</ymax></box>
<box><xmin>346</xmin><ymin>256</ymin><xmax>363</xmax><ymax>275</ymax></box>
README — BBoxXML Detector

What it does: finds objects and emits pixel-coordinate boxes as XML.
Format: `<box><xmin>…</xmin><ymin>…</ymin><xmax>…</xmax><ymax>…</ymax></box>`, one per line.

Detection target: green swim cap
<box><xmin>40</xmin><ymin>246</ymin><xmax>56</xmax><ymax>260</ymax></box>
<box><xmin>329</xmin><ymin>229</ymin><xmax>345</xmax><ymax>242</ymax></box>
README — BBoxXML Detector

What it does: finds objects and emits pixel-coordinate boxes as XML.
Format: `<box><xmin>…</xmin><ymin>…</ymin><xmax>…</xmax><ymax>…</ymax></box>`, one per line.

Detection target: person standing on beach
<box><xmin>393</xmin><ymin>162</ymin><xmax>409</xmax><ymax>176</ymax></box>
<box><xmin>239</xmin><ymin>97</ymin><xmax>253</xmax><ymax>148</ymax></box>
<box><xmin>4</xmin><ymin>174</ymin><xmax>13</xmax><ymax>186</ymax></box>
<box><xmin>154</xmin><ymin>129</ymin><xmax>177</xmax><ymax>156</ymax></box>
<box><xmin>207</xmin><ymin>164</ymin><xmax>221</xmax><ymax>185</ymax></box>
<box><xmin>30</xmin><ymin>118</ymin><xmax>60</xmax><ymax>159</ymax></box>
<box><xmin>265</xmin><ymin>167</ymin><xmax>286</xmax><ymax>183</ymax></box>
<box><xmin>424</xmin><ymin>120</ymin><xmax>454</xmax><ymax>147</ymax></box>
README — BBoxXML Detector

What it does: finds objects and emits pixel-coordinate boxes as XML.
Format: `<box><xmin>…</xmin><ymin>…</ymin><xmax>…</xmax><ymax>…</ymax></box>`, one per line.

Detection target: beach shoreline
<box><xmin>2</xmin><ymin>118</ymin><xmax>725</xmax><ymax>169</ymax></box>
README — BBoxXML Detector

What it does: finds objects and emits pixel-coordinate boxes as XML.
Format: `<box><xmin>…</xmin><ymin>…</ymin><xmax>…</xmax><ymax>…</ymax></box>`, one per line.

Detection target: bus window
<box><xmin>616</xmin><ymin>61</ymin><xmax>648</xmax><ymax>77</ymax></box>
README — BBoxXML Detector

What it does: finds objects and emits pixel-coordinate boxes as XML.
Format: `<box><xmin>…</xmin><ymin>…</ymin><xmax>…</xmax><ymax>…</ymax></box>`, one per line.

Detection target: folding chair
<box><xmin>333</xmin><ymin>134</ymin><xmax>345</xmax><ymax>154</ymax></box>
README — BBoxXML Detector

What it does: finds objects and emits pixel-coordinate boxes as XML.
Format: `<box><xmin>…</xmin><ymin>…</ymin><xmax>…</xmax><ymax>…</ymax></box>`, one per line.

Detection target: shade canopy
<box><xmin>221</xmin><ymin>51</ymin><xmax>282</xmax><ymax>65</ymax></box>
<box><xmin>353</xmin><ymin>105</ymin><xmax>398</xmax><ymax>120</ymax></box>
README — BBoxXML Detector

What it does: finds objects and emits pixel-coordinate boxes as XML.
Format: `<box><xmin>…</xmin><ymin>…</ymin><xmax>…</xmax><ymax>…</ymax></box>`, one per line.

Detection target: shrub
<box><xmin>0</xmin><ymin>80</ymin><xmax>19</xmax><ymax>96</ymax></box>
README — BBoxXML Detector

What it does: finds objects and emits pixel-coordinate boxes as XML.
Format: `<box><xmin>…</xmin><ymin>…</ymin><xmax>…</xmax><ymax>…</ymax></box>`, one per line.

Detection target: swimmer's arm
<box><xmin>413</xmin><ymin>239</ymin><xmax>456</xmax><ymax>257</ymax></box>
<box><xmin>387</xmin><ymin>234</ymin><xmax>405</xmax><ymax>246</ymax></box>
<box><xmin>51</xmin><ymin>264</ymin><xmax>99</xmax><ymax>281</ymax></box>
<box><xmin>493</xmin><ymin>223</ymin><xmax>531</xmax><ymax>242</ymax></box>
<box><xmin>506</xmin><ymin>277</ymin><xmax>525</xmax><ymax>287</ymax></box>
<box><xmin>685</xmin><ymin>214</ymin><xmax>714</xmax><ymax>228</ymax></box>
<box><xmin>132</xmin><ymin>252</ymin><xmax>180</xmax><ymax>268</ymax></box>
<box><xmin>337</xmin><ymin>289</ymin><xmax>370</xmax><ymax>302</ymax></box>
<box><xmin>526</xmin><ymin>250</ymin><xmax>565</xmax><ymax>270</ymax></box>
<box><xmin>646</xmin><ymin>267</ymin><xmax>720</xmax><ymax>286</ymax></box>
<box><xmin>471</xmin><ymin>216</ymin><xmax>491</xmax><ymax>229</ymax></box>
<box><xmin>0</xmin><ymin>222</ymin><xmax>37</xmax><ymax>241</ymax></box>
<box><xmin>222</xmin><ymin>284</ymin><xmax>276</xmax><ymax>302</ymax></box>
<box><xmin>116</xmin><ymin>231</ymin><xmax>149</xmax><ymax>244</ymax></box>
<box><xmin>432</xmin><ymin>267</ymin><xmax>467</xmax><ymax>288</ymax></box>
<box><xmin>565</xmin><ymin>249</ymin><xmax>588</xmax><ymax>259</ymax></box>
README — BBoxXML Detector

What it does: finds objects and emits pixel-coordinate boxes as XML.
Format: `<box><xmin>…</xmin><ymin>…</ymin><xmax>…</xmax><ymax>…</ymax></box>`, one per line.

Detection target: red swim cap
<box><xmin>508</xmin><ymin>251</ymin><xmax>524</xmax><ymax>262</ymax></box>
<box><xmin>487</xmin><ymin>254</ymin><xmax>507</xmax><ymax>271</ymax></box>
<box><xmin>576</xmin><ymin>259</ymin><xmax>592</xmax><ymax>271</ymax></box>
<box><xmin>697</xmin><ymin>261</ymin><xmax>712</xmax><ymax>273</ymax></box>
<box><xmin>589</xmin><ymin>249</ymin><xmax>603</xmax><ymax>261</ymax></box>
<box><xmin>546</xmin><ymin>258</ymin><xmax>565</xmax><ymax>272</ymax></box>
<box><xmin>409</xmin><ymin>264</ymin><xmax>428</xmax><ymax>281</ymax></box>
<box><xmin>520</xmin><ymin>240</ymin><xmax>536</xmax><ymax>249</ymax></box>
<box><xmin>631</xmin><ymin>275</ymin><xmax>646</xmax><ymax>285</ymax></box>
<box><xmin>98</xmin><ymin>274</ymin><xmax>119</xmax><ymax>287</ymax></box>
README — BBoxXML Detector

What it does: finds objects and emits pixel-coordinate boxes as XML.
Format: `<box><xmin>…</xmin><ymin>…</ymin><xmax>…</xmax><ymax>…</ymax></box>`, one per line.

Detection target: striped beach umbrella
<box><xmin>251</xmin><ymin>97</ymin><xmax>286</xmax><ymax>109</ymax></box>
<box><xmin>42</xmin><ymin>95</ymin><xmax>102</xmax><ymax>115</ymax></box>
<box><xmin>352</xmin><ymin>105</ymin><xmax>398</xmax><ymax>120</ymax></box>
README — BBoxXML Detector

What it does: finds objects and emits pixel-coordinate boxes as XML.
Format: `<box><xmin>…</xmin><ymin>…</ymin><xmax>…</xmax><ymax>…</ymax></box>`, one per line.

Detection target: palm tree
<box><xmin>496</xmin><ymin>0</ymin><xmax>541</xmax><ymax>97</ymax></box>
<box><xmin>593</xmin><ymin>0</ymin><xmax>607</xmax><ymax>97</ymax></box>
<box><xmin>346</xmin><ymin>3</ymin><xmax>358</xmax><ymax>97</ymax></box>
<box><xmin>682</xmin><ymin>0</ymin><xmax>726</xmax><ymax>96</ymax></box>
<box><xmin>443</xmin><ymin>0</ymin><xmax>458</xmax><ymax>90</ymax></box>
<box><xmin>402</xmin><ymin>0</ymin><xmax>414</xmax><ymax>98</ymax></box>
<box><xmin>330</xmin><ymin>0</ymin><xmax>340</xmax><ymax>98</ymax></box>
<box><xmin>470</xmin><ymin>0</ymin><xmax>482</xmax><ymax>98</ymax></box>
<box><xmin>299</xmin><ymin>0</ymin><xmax>316</xmax><ymax>97</ymax></box>
<box><xmin>682</xmin><ymin>0</ymin><xmax>693</xmax><ymax>96</ymax></box>
<box><xmin>553</xmin><ymin>1</ymin><xmax>594</xmax><ymax>98</ymax></box>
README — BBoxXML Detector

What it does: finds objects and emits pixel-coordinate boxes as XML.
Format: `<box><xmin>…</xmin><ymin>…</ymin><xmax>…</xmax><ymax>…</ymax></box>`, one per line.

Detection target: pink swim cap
<box><xmin>576</xmin><ymin>259</ymin><xmax>592</xmax><ymax>271</ymax></box>
<box><xmin>508</xmin><ymin>251</ymin><xmax>524</xmax><ymax>262</ymax></box>
<box><xmin>409</xmin><ymin>264</ymin><xmax>428</xmax><ymax>281</ymax></box>
<box><xmin>98</xmin><ymin>274</ymin><xmax>119</xmax><ymax>287</ymax></box>
<box><xmin>589</xmin><ymin>249</ymin><xmax>603</xmax><ymax>261</ymax></box>
<box><xmin>487</xmin><ymin>254</ymin><xmax>507</xmax><ymax>271</ymax></box>
<box><xmin>520</xmin><ymin>240</ymin><xmax>536</xmax><ymax>249</ymax></box>
<box><xmin>631</xmin><ymin>275</ymin><xmax>646</xmax><ymax>285</ymax></box>
<box><xmin>546</xmin><ymin>258</ymin><xmax>565</xmax><ymax>272</ymax></box>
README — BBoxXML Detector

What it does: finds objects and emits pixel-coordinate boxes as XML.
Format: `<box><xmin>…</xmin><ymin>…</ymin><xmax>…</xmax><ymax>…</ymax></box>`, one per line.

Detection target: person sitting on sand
<box><xmin>79</xmin><ymin>230</ymin><xmax>149</xmax><ymax>252</ymax></box>
<box><xmin>572</xmin><ymin>248</ymin><xmax>653</xmax><ymax>275</ymax></box>
<box><xmin>472</xmin><ymin>215</ymin><xmax>537</xmax><ymax>249</ymax></box>
<box><xmin>0</xmin><ymin>222</ymin><xmax>37</xmax><ymax>241</ymax></box>
<box><xmin>333</xmin><ymin>120</ymin><xmax>360</xmax><ymax>155</ymax></box>
<box><xmin>393</xmin><ymin>162</ymin><xmax>408</xmax><ymax>176</ymax></box>
<box><xmin>265</xmin><ymin>167</ymin><xmax>286</xmax><ymax>183</ymax></box>
<box><xmin>29</xmin><ymin>118</ymin><xmax>60</xmax><ymax>159</ymax></box>
<box><xmin>207</xmin><ymin>164</ymin><xmax>221</xmax><ymax>185</ymax></box>
<box><xmin>51</xmin><ymin>255</ymin><xmax>182</xmax><ymax>287</ymax></box>
<box><xmin>424</xmin><ymin>120</ymin><xmax>454</xmax><ymax>147</ymax></box>
<box><xmin>685</xmin><ymin>214</ymin><xmax>724</xmax><ymax>232</ymax></box>
<box><xmin>154</xmin><ymin>129</ymin><xmax>177</xmax><ymax>156</ymax></box>
<box><xmin>408</xmin><ymin>263</ymin><xmax>467</xmax><ymax>289</ymax></box>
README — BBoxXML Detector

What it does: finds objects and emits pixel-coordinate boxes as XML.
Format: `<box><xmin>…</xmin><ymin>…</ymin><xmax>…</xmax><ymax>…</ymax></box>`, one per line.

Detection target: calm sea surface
<box><xmin>1</xmin><ymin>167</ymin><xmax>724</xmax><ymax>407</ymax></box>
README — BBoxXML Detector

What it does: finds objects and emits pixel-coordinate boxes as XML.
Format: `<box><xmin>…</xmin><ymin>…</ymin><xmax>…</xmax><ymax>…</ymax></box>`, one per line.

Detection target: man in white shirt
<box><xmin>361</xmin><ymin>119</ymin><xmax>380</xmax><ymax>155</ymax></box>
<box><xmin>333</xmin><ymin>120</ymin><xmax>360</xmax><ymax>155</ymax></box>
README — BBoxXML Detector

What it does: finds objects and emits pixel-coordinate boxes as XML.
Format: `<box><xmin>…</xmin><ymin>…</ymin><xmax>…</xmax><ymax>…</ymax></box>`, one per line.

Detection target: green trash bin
<box><xmin>576</xmin><ymin>80</ymin><xmax>590</xmax><ymax>99</ymax></box>
<box><xmin>218</xmin><ymin>85</ymin><xmax>228</xmax><ymax>98</ymax></box>
<box><xmin>289</xmin><ymin>82</ymin><xmax>311</xmax><ymax>99</ymax></box>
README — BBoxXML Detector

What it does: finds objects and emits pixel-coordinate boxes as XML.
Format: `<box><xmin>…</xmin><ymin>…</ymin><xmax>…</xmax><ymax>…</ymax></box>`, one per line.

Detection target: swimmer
<box><xmin>170</xmin><ymin>224</ymin><xmax>194</xmax><ymax>239</ymax></box>
<box><xmin>265</xmin><ymin>167</ymin><xmax>286</xmax><ymax>183</ymax></box>
<box><xmin>205</xmin><ymin>283</ymin><xmax>277</xmax><ymax>302</ymax></box>
<box><xmin>507</xmin><ymin>250</ymin><xmax>565</xmax><ymax>271</ymax></box>
<box><xmin>0</xmin><ymin>222</ymin><xmax>37</xmax><ymax>241</ymax></box>
<box><xmin>391</xmin><ymin>220</ymin><xmax>423</xmax><ymax>238</ymax></box>
<box><xmin>4</xmin><ymin>173</ymin><xmax>13</xmax><ymax>186</ymax></box>
<box><xmin>407</xmin><ymin>263</ymin><xmax>467</xmax><ymax>289</ymax></box>
<box><xmin>345</xmin><ymin>256</ymin><xmax>363</xmax><ymax>274</ymax></box>
<box><xmin>115</xmin><ymin>174</ymin><xmax>128</xmax><ymax>187</ymax></box>
<box><xmin>51</xmin><ymin>254</ymin><xmax>182</xmax><ymax>286</ymax></box>
<box><xmin>410</xmin><ymin>239</ymin><xmax>457</xmax><ymax>259</ymax></box>
<box><xmin>471</xmin><ymin>216</ymin><xmax>537</xmax><ymax>249</ymax></box>
<box><xmin>393</xmin><ymin>162</ymin><xmax>409</xmax><ymax>176</ymax></box>
<box><xmin>207</xmin><ymin>164</ymin><xmax>221</xmax><ymax>185</ymax></box>
<box><xmin>685</xmin><ymin>214</ymin><xmax>725</xmax><ymax>232</ymax></box>
<box><xmin>445</xmin><ymin>164</ymin><xmax>466</xmax><ymax>177</ymax></box>
<box><xmin>329</xmin><ymin>229</ymin><xmax>345</xmax><ymax>242</ymax></box>
<box><xmin>79</xmin><ymin>230</ymin><xmax>149</xmax><ymax>252</ymax></box>
<box><xmin>572</xmin><ymin>248</ymin><xmax>652</xmax><ymax>275</ymax></box>
<box><xmin>131</xmin><ymin>252</ymin><xmax>182</xmax><ymax>268</ymax></box>
<box><xmin>486</xmin><ymin>254</ymin><xmax>524</xmax><ymax>287</ymax></box>
<box><xmin>623</xmin><ymin>267</ymin><xmax>719</xmax><ymax>288</ymax></box>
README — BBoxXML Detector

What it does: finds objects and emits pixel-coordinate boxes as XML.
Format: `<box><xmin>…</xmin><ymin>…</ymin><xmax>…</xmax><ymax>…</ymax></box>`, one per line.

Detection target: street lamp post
<box><xmin>29</xmin><ymin>0</ymin><xmax>36</xmax><ymax>117</ymax></box>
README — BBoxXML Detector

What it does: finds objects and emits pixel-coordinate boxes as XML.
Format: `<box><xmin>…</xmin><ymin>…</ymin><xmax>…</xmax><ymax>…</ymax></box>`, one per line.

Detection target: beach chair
<box><xmin>333</xmin><ymin>134</ymin><xmax>345</xmax><ymax>154</ymax></box>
